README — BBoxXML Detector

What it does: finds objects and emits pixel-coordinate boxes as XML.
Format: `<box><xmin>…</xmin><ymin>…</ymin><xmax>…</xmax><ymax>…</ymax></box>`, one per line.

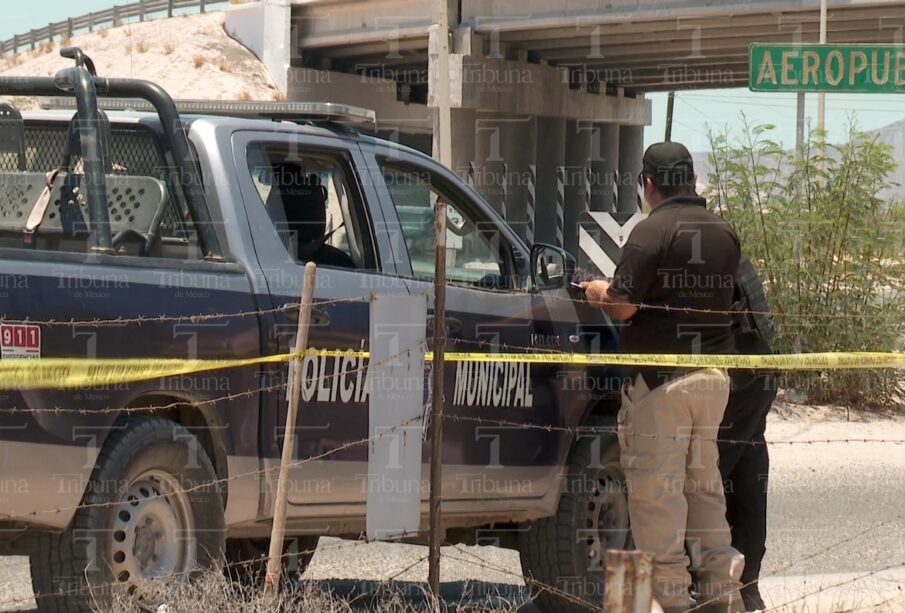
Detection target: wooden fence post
<box><xmin>263</xmin><ymin>262</ymin><xmax>317</xmax><ymax>597</ymax></box>
<box><xmin>605</xmin><ymin>550</ymin><xmax>654</xmax><ymax>613</ymax></box>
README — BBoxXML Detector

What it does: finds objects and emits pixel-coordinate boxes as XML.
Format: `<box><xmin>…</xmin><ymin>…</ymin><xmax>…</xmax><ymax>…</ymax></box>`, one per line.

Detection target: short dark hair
<box><xmin>641</xmin><ymin>172</ymin><xmax>697</xmax><ymax>199</ymax></box>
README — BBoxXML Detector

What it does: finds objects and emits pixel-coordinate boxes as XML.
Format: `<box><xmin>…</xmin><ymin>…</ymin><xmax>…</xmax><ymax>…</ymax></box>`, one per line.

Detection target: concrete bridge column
<box><xmin>590</xmin><ymin>123</ymin><xmax>620</xmax><ymax>213</ymax></box>
<box><xmin>617</xmin><ymin>125</ymin><xmax>644</xmax><ymax>213</ymax></box>
<box><xmin>474</xmin><ymin>113</ymin><xmax>508</xmax><ymax>217</ymax></box>
<box><xmin>534</xmin><ymin>117</ymin><xmax>567</xmax><ymax>246</ymax></box>
<box><xmin>436</xmin><ymin>108</ymin><xmax>477</xmax><ymax>183</ymax></box>
<box><xmin>500</xmin><ymin>115</ymin><xmax>536</xmax><ymax>244</ymax></box>
<box><xmin>563</xmin><ymin>120</ymin><xmax>592</xmax><ymax>255</ymax></box>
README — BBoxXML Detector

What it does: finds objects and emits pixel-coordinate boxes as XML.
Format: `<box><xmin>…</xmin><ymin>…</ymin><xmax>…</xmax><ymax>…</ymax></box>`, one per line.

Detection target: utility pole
<box><xmin>428</xmin><ymin>0</ymin><xmax>452</xmax><ymax>604</ymax></box>
<box><xmin>664</xmin><ymin>91</ymin><xmax>675</xmax><ymax>141</ymax></box>
<box><xmin>816</xmin><ymin>0</ymin><xmax>827</xmax><ymax>139</ymax></box>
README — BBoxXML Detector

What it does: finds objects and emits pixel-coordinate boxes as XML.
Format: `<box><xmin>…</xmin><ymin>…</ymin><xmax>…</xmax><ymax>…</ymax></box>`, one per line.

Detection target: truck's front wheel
<box><xmin>29</xmin><ymin>417</ymin><xmax>225</xmax><ymax>613</ymax></box>
<box><xmin>518</xmin><ymin>416</ymin><xmax>631</xmax><ymax>612</ymax></box>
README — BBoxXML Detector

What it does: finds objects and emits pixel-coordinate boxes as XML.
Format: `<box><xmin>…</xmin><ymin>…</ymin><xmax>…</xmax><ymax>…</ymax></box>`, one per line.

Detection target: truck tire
<box><xmin>29</xmin><ymin>417</ymin><xmax>226</xmax><ymax>613</ymax></box>
<box><xmin>518</xmin><ymin>416</ymin><xmax>631</xmax><ymax>612</ymax></box>
<box><xmin>225</xmin><ymin>535</ymin><xmax>319</xmax><ymax>585</ymax></box>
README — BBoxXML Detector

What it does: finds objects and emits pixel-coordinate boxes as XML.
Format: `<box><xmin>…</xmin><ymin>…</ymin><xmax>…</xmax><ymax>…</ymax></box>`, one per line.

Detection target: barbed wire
<box><xmin>442</xmin><ymin>414</ymin><xmax>905</xmax><ymax>447</ymax></box>
<box><xmin>2</xmin><ymin>536</ymin><xmax>374</xmax><ymax>610</ymax></box>
<box><xmin>0</xmin><ymin>339</ymin><xmax>428</xmax><ymax>522</ymax></box>
<box><xmin>445</xmin><ymin>278</ymin><xmax>905</xmax><ymax>321</ymax></box>
<box><xmin>0</xmin><ymin>294</ymin><xmax>373</xmax><ymax>327</ymax></box>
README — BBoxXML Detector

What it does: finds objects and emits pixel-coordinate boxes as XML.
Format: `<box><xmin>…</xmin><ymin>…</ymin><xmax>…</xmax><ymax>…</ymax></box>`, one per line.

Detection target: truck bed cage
<box><xmin>41</xmin><ymin>98</ymin><xmax>377</xmax><ymax>126</ymax></box>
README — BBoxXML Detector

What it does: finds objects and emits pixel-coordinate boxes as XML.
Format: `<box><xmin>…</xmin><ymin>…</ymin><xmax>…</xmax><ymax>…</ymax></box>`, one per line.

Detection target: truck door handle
<box><xmin>282</xmin><ymin>303</ymin><xmax>331</xmax><ymax>326</ymax></box>
<box><xmin>426</xmin><ymin>313</ymin><xmax>462</xmax><ymax>336</ymax></box>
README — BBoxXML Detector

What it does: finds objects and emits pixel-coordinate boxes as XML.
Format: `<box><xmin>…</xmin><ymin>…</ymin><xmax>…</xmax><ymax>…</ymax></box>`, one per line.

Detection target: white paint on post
<box><xmin>366</xmin><ymin>294</ymin><xmax>428</xmax><ymax>541</ymax></box>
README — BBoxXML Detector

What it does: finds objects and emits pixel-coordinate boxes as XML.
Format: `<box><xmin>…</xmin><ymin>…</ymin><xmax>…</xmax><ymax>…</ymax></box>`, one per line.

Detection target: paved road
<box><xmin>2</xmin><ymin>406</ymin><xmax>904</xmax><ymax>611</ymax></box>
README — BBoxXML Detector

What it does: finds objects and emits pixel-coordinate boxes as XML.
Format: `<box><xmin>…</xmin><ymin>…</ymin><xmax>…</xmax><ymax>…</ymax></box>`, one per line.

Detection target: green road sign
<box><xmin>749</xmin><ymin>44</ymin><xmax>905</xmax><ymax>93</ymax></box>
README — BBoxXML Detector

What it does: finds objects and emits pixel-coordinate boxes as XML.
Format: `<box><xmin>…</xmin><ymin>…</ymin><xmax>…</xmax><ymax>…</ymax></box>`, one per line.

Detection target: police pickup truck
<box><xmin>0</xmin><ymin>49</ymin><xmax>627</xmax><ymax>613</ymax></box>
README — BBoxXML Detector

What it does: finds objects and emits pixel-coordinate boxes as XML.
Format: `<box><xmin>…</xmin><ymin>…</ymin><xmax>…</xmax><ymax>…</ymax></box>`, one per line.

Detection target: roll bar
<box><xmin>0</xmin><ymin>48</ymin><xmax>223</xmax><ymax>259</ymax></box>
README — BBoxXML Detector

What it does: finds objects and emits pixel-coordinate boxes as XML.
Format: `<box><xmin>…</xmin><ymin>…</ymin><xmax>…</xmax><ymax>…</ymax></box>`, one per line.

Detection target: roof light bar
<box><xmin>41</xmin><ymin>98</ymin><xmax>377</xmax><ymax>125</ymax></box>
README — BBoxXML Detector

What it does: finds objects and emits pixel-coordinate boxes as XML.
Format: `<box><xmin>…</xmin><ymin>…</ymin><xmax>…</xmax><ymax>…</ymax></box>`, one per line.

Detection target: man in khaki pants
<box><xmin>582</xmin><ymin>142</ymin><xmax>744</xmax><ymax>612</ymax></box>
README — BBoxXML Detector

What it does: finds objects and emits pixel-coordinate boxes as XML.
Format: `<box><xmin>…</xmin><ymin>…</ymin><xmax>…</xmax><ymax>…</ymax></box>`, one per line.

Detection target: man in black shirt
<box><xmin>721</xmin><ymin>258</ymin><xmax>778</xmax><ymax>611</ymax></box>
<box><xmin>582</xmin><ymin>142</ymin><xmax>744</xmax><ymax>613</ymax></box>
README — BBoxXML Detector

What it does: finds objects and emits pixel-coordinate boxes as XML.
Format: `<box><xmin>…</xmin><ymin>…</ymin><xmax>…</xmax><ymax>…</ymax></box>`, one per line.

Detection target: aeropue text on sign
<box><xmin>749</xmin><ymin>44</ymin><xmax>905</xmax><ymax>93</ymax></box>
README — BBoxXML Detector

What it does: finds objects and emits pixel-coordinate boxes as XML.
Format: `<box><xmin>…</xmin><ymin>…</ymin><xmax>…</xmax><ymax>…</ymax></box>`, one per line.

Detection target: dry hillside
<box><xmin>0</xmin><ymin>12</ymin><xmax>280</xmax><ymax>106</ymax></box>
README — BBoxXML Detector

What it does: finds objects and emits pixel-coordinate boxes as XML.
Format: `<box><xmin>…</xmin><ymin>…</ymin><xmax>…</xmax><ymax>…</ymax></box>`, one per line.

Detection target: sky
<box><xmin>4</xmin><ymin>2</ymin><xmax>905</xmax><ymax>154</ymax></box>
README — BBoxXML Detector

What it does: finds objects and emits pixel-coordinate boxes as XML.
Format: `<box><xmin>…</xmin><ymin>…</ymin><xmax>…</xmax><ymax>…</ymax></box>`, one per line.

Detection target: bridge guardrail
<box><xmin>0</xmin><ymin>0</ymin><xmax>235</xmax><ymax>56</ymax></box>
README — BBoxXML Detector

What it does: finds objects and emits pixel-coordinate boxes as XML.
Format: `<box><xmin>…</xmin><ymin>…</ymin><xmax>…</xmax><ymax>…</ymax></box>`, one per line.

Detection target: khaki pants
<box><xmin>618</xmin><ymin>368</ymin><xmax>744</xmax><ymax>612</ymax></box>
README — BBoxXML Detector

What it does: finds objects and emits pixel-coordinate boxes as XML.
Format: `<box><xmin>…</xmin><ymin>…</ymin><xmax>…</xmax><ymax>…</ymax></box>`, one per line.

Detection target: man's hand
<box><xmin>579</xmin><ymin>279</ymin><xmax>638</xmax><ymax>321</ymax></box>
<box><xmin>580</xmin><ymin>279</ymin><xmax>611</xmax><ymax>308</ymax></box>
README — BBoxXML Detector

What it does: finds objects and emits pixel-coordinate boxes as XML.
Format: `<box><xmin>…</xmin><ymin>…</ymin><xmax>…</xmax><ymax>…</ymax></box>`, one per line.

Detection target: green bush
<box><xmin>705</xmin><ymin>119</ymin><xmax>905</xmax><ymax>407</ymax></box>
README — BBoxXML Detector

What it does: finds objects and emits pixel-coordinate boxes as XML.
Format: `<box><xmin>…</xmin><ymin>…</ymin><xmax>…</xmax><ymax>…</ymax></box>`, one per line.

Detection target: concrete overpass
<box><xmin>225</xmin><ymin>0</ymin><xmax>905</xmax><ymax>251</ymax></box>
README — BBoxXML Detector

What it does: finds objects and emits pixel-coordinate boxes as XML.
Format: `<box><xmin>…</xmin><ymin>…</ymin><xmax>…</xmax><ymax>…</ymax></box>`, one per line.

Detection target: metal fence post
<box><xmin>167</xmin><ymin>0</ymin><xmax>174</xmax><ymax>18</ymax></box>
<box><xmin>88</xmin><ymin>13</ymin><xmax>94</xmax><ymax>32</ymax></box>
<box><xmin>200</xmin><ymin>0</ymin><xmax>207</xmax><ymax>13</ymax></box>
<box><xmin>263</xmin><ymin>262</ymin><xmax>317</xmax><ymax>597</ymax></box>
<box><xmin>29</xmin><ymin>29</ymin><xmax>36</xmax><ymax>50</ymax></box>
<box><xmin>139</xmin><ymin>0</ymin><xmax>145</xmax><ymax>22</ymax></box>
<box><xmin>112</xmin><ymin>6</ymin><xmax>121</xmax><ymax>27</ymax></box>
<box><xmin>12</xmin><ymin>34</ymin><xmax>18</xmax><ymax>55</ymax></box>
<box><xmin>66</xmin><ymin>18</ymin><xmax>74</xmax><ymax>39</ymax></box>
<box><xmin>604</xmin><ymin>550</ymin><xmax>654</xmax><ymax>613</ymax></box>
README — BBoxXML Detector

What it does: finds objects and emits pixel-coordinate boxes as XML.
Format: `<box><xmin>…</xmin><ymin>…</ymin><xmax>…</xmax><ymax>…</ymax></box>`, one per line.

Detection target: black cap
<box><xmin>642</xmin><ymin>142</ymin><xmax>695</xmax><ymax>186</ymax></box>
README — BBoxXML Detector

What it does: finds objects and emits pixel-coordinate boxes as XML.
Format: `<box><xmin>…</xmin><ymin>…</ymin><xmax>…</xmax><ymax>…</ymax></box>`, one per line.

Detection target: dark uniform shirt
<box><xmin>608</xmin><ymin>195</ymin><xmax>741</xmax><ymax>389</ymax></box>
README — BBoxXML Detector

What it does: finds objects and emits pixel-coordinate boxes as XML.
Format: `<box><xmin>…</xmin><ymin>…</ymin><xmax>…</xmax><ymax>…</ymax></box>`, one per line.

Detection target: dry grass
<box><xmin>164</xmin><ymin>42</ymin><xmax>176</xmax><ymax>55</ymax></box>
<box><xmin>101</xmin><ymin>566</ymin><xmax>524</xmax><ymax>613</ymax></box>
<box><xmin>98</xmin><ymin>28</ymin><xmax>108</xmax><ymax>39</ymax></box>
<box><xmin>272</xmin><ymin>90</ymin><xmax>287</xmax><ymax>102</ymax></box>
<box><xmin>60</xmin><ymin>37</ymin><xmax>71</xmax><ymax>48</ymax></box>
<box><xmin>123</xmin><ymin>43</ymin><xmax>132</xmax><ymax>54</ymax></box>
<box><xmin>216</xmin><ymin>57</ymin><xmax>231</xmax><ymax>73</ymax></box>
<box><xmin>193</xmin><ymin>54</ymin><xmax>206</xmax><ymax>69</ymax></box>
<box><xmin>136</xmin><ymin>40</ymin><xmax>150</xmax><ymax>54</ymax></box>
<box><xmin>237</xmin><ymin>88</ymin><xmax>252</xmax><ymax>101</ymax></box>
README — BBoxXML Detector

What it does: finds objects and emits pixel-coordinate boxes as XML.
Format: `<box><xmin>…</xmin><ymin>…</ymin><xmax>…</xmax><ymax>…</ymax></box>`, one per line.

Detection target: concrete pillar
<box><xmin>263</xmin><ymin>0</ymin><xmax>292</xmax><ymax>94</ymax></box>
<box><xmin>432</xmin><ymin>108</ymin><xmax>476</xmax><ymax>182</ymax></box>
<box><xmin>535</xmin><ymin>118</ymin><xmax>566</xmax><ymax>245</ymax></box>
<box><xmin>474</xmin><ymin>113</ymin><xmax>508</xmax><ymax>217</ymax></box>
<box><xmin>500</xmin><ymin>115</ymin><xmax>536</xmax><ymax>244</ymax></box>
<box><xmin>590</xmin><ymin>123</ymin><xmax>620</xmax><ymax>213</ymax></box>
<box><xmin>563</xmin><ymin>120</ymin><xmax>593</xmax><ymax>255</ymax></box>
<box><xmin>617</xmin><ymin>125</ymin><xmax>644</xmax><ymax>213</ymax></box>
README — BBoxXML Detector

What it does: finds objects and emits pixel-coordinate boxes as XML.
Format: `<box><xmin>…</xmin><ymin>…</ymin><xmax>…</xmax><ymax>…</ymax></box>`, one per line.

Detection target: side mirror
<box><xmin>530</xmin><ymin>243</ymin><xmax>577</xmax><ymax>290</ymax></box>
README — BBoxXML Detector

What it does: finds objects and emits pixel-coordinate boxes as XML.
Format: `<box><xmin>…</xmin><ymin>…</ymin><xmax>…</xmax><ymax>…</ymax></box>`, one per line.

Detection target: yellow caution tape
<box><xmin>0</xmin><ymin>350</ymin><xmax>902</xmax><ymax>390</ymax></box>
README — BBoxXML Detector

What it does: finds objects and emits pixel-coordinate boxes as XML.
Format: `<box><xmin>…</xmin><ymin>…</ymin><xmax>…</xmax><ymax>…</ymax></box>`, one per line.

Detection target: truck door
<box><xmin>363</xmin><ymin>145</ymin><xmax>574</xmax><ymax>510</ymax></box>
<box><xmin>232</xmin><ymin>131</ymin><xmax>407</xmax><ymax>518</ymax></box>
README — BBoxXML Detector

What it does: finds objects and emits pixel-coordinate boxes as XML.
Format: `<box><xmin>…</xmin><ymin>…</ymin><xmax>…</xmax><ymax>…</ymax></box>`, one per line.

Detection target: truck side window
<box><xmin>246</xmin><ymin>143</ymin><xmax>374</xmax><ymax>271</ymax></box>
<box><xmin>379</xmin><ymin>162</ymin><xmax>510</xmax><ymax>289</ymax></box>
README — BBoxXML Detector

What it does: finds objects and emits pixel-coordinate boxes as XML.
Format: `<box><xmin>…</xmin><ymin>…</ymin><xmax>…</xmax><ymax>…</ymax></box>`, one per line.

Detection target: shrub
<box><xmin>705</xmin><ymin>119</ymin><xmax>905</xmax><ymax>406</ymax></box>
<box><xmin>193</xmin><ymin>54</ymin><xmax>206</xmax><ymax>68</ymax></box>
<box><xmin>136</xmin><ymin>40</ymin><xmax>150</xmax><ymax>53</ymax></box>
<box><xmin>164</xmin><ymin>42</ymin><xmax>176</xmax><ymax>55</ymax></box>
<box><xmin>216</xmin><ymin>57</ymin><xmax>231</xmax><ymax>72</ymax></box>
<box><xmin>237</xmin><ymin>88</ymin><xmax>252</xmax><ymax>101</ymax></box>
